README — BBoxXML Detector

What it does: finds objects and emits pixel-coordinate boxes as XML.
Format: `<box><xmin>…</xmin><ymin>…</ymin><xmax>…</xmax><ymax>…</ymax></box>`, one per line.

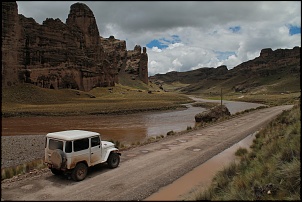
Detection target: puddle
<box><xmin>144</xmin><ymin>132</ymin><xmax>257</xmax><ymax>201</ymax></box>
<box><xmin>192</xmin><ymin>148</ymin><xmax>201</xmax><ymax>152</ymax></box>
<box><xmin>166</xmin><ymin>144</ymin><xmax>178</xmax><ymax>147</ymax></box>
<box><xmin>177</xmin><ymin>139</ymin><xmax>187</xmax><ymax>143</ymax></box>
<box><xmin>126</xmin><ymin>154</ymin><xmax>137</xmax><ymax>157</ymax></box>
<box><xmin>21</xmin><ymin>184</ymin><xmax>34</xmax><ymax>190</ymax></box>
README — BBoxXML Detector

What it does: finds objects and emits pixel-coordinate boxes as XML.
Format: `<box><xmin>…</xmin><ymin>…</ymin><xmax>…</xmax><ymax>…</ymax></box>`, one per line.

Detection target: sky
<box><xmin>16</xmin><ymin>1</ymin><xmax>301</xmax><ymax>76</ymax></box>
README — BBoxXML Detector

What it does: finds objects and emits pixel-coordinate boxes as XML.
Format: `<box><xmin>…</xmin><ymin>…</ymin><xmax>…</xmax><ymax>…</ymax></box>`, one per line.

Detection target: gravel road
<box><xmin>1</xmin><ymin>105</ymin><xmax>293</xmax><ymax>201</ymax></box>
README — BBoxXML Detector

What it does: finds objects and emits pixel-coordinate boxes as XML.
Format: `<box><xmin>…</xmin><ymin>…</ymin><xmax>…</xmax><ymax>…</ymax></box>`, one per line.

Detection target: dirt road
<box><xmin>1</xmin><ymin>105</ymin><xmax>293</xmax><ymax>201</ymax></box>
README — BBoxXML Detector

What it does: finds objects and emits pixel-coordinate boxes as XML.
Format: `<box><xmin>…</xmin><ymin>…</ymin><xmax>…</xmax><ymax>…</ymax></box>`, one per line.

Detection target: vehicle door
<box><xmin>73</xmin><ymin>138</ymin><xmax>90</xmax><ymax>167</ymax></box>
<box><xmin>90</xmin><ymin>136</ymin><xmax>102</xmax><ymax>165</ymax></box>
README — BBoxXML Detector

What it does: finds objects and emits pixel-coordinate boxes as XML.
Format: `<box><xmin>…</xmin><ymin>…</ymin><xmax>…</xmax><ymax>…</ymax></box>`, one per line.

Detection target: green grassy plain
<box><xmin>1</xmin><ymin>83</ymin><xmax>192</xmax><ymax>117</ymax></box>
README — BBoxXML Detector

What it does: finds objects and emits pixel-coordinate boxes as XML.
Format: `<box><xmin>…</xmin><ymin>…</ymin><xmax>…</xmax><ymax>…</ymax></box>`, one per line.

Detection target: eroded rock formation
<box><xmin>2</xmin><ymin>2</ymin><xmax>148</xmax><ymax>91</ymax></box>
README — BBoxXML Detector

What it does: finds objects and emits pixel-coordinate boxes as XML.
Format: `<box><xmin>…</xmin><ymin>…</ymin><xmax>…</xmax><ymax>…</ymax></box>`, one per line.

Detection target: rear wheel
<box><xmin>107</xmin><ymin>152</ymin><xmax>120</xmax><ymax>168</ymax></box>
<box><xmin>71</xmin><ymin>163</ymin><xmax>88</xmax><ymax>181</ymax></box>
<box><xmin>50</xmin><ymin>168</ymin><xmax>63</xmax><ymax>175</ymax></box>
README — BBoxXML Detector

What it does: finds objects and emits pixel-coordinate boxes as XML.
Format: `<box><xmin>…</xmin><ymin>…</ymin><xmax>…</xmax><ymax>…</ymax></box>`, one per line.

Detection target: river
<box><xmin>1</xmin><ymin>97</ymin><xmax>264</xmax><ymax>145</ymax></box>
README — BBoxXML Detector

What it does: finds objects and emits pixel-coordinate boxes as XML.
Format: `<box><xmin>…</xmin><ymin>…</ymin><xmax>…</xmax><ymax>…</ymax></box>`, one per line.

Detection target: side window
<box><xmin>74</xmin><ymin>138</ymin><xmax>89</xmax><ymax>152</ymax></box>
<box><xmin>91</xmin><ymin>136</ymin><xmax>100</xmax><ymax>147</ymax></box>
<box><xmin>65</xmin><ymin>141</ymin><xmax>72</xmax><ymax>153</ymax></box>
<box><xmin>49</xmin><ymin>139</ymin><xmax>63</xmax><ymax>150</ymax></box>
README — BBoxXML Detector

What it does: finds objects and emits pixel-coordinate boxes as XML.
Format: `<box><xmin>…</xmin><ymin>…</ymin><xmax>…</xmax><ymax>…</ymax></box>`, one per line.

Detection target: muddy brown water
<box><xmin>1</xmin><ymin>106</ymin><xmax>206</xmax><ymax>144</ymax></box>
<box><xmin>144</xmin><ymin>131</ymin><xmax>257</xmax><ymax>201</ymax></box>
<box><xmin>1</xmin><ymin>98</ymin><xmax>264</xmax><ymax>145</ymax></box>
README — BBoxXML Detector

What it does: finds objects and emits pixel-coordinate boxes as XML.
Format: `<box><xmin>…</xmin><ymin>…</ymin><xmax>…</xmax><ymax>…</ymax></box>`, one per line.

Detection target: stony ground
<box><xmin>1</xmin><ymin>135</ymin><xmax>45</xmax><ymax>169</ymax></box>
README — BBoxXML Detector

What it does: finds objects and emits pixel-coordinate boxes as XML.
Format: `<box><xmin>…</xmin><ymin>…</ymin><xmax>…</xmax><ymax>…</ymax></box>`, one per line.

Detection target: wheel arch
<box><xmin>76</xmin><ymin>160</ymin><xmax>88</xmax><ymax>166</ymax></box>
<box><xmin>72</xmin><ymin>160</ymin><xmax>88</xmax><ymax>169</ymax></box>
<box><xmin>104</xmin><ymin>149</ymin><xmax>120</xmax><ymax>161</ymax></box>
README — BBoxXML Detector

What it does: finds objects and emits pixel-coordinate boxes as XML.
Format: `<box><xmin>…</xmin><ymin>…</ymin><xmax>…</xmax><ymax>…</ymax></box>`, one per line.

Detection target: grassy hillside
<box><xmin>150</xmin><ymin>48</ymin><xmax>300</xmax><ymax>99</ymax></box>
<box><xmin>194</xmin><ymin>103</ymin><xmax>300</xmax><ymax>200</ymax></box>
<box><xmin>117</xmin><ymin>73</ymin><xmax>151</xmax><ymax>91</ymax></box>
<box><xmin>156</xmin><ymin>71</ymin><xmax>300</xmax><ymax>106</ymax></box>
<box><xmin>154</xmin><ymin>67</ymin><xmax>300</xmax><ymax>96</ymax></box>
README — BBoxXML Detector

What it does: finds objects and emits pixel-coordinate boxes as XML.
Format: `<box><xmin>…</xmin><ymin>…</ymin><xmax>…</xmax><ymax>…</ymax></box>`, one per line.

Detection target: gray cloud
<box><xmin>16</xmin><ymin>1</ymin><xmax>301</xmax><ymax>76</ymax></box>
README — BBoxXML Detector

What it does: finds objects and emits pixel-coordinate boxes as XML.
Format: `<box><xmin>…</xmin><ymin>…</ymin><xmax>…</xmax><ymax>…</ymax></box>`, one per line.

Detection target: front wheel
<box><xmin>107</xmin><ymin>152</ymin><xmax>120</xmax><ymax>169</ymax></box>
<box><xmin>71</xmin><ymin>163</ymin><xmax>88</xmax><ymax>181</ymax></box>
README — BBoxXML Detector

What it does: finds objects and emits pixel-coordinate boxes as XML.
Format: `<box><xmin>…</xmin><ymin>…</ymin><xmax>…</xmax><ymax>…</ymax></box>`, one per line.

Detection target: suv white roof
<box><xmin>46</xmin><ymin>130</ymin><xmax>100</xmax><ymax>141</ymax></box>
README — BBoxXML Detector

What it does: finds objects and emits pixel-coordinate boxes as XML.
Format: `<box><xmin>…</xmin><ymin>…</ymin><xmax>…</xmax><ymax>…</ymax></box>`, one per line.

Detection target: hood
<box><xmin>102</xmin><ymin>141</ymin><xmax>115</xmax><ymax>149</ymax></box>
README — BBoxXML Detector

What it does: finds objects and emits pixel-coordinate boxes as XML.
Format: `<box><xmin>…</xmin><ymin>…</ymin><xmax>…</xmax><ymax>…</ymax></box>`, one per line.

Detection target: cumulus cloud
<box><xmin>16</xmin><ymin>1</ymin><xmax>301</xmax><ymax>76</ymax></box>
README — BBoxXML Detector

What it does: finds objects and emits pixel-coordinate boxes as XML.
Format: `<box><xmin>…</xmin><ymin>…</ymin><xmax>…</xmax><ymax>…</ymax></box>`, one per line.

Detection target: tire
<box><xmin>107</xmin><ymin>152</ymin><xmax>120</xmax><ymax>169</ymax></box>
<box><xmin>71</xmin><ymin>163</ymin><xmax>88</xmax><ymax>181</ymax></box>
<box><xmin>50</xmin><ymin>149</ymin><xmax>65</xmax><ymax>169</ymax></box>
<box><xmin>50</xmin><ymin>168</ymin><xmax>63</xmax><ymax>175</ymax></box>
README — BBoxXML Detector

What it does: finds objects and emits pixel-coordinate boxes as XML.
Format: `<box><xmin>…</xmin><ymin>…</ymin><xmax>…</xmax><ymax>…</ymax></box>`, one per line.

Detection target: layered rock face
<box><xmin>2</xmin><ymin>2</ymin><xmax>22</xmax><ymax>87</ymax></box>
<box><xmin>2</xmin><ymin>2</ymin><xmax>148</xmax><ymax>91</ymax></box>
<box><xmin>230</xmin><ymin>46</ymin><xmax>300</xmax><ymax>92</ymax></box>
<box><xmin>232</xmin><ymin>46</ymin><xmax>300</xmax><ymax>76</ymax></box>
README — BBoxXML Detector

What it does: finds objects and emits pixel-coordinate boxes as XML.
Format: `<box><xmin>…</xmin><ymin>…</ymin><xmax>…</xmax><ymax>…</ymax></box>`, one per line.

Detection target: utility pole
<box><xmin>220</xmin><ymin>88</ymin><xmax>223</xmax><ymax>118</ymax></box>
<box><xmin>220</xmin><ymin>88</ymin><xmax>223</xmax><ymax>107</ymax></box>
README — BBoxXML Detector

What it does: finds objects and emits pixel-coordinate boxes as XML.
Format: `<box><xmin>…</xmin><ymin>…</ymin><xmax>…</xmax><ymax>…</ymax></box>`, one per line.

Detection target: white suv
<box><xmin>44</xmin><ymin>130</ymin><xmax>121</xmax><ymax>181</ymax></box>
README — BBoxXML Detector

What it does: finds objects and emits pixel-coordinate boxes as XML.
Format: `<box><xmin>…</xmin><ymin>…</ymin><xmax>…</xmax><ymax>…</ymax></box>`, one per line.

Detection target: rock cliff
<box><xmin>232</xmin><ymin>46</ymin><xmax>300</xmax><ymax>76</ymax></box>
<box><xmin>2</xmin><ymin>2</ymin><xmax>148</xmax><ymax>91</ymax></box>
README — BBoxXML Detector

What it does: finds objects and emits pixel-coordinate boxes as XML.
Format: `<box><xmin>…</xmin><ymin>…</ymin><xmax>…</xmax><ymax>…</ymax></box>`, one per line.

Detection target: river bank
<box><xmin>1</xmin><ymin>105</ymin><xmax>294</xmax><ymax>200</ymax></box>
<box><xmin>1</xmin><ymin>97</ymin><xmax>265</xmax><ymax>170</ymax></box>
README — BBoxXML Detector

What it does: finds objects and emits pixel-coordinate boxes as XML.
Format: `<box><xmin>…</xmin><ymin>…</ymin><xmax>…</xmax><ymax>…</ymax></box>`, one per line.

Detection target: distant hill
<box><xmin>149</xmin><ymin>47</ymin><xmax>300</xmax><ymax>96</ymax></box>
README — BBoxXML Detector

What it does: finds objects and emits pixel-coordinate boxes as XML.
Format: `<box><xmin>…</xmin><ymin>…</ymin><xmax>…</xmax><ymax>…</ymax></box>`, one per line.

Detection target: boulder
<box><xmin>195</xmin><ymin>105</ymin><xmax>230</xmax><ymax>122</ymax></box>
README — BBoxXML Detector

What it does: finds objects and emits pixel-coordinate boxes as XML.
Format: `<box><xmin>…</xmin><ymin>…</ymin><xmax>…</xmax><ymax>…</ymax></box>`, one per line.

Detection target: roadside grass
<box><xmin>194</xmin><ymin>103</ymin><xmax>300</xmax><ymax>200</ymax></box>
<box><xmin>1</xmin><ymin>159</ymin><xmax>47</xmax><ymax>180</ymax></box>
<box><xmin>234</xmin><ymin>147</ymin><xmax>248</xmax><ymax>157</ymax></box>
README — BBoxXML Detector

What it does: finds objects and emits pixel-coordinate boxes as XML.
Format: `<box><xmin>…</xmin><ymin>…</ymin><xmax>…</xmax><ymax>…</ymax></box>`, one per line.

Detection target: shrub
<box><xmin>235</xmin><ymin>147</ymin><xmax>248</xmax><ymax>157</ymax></box>
<box><xmin>167</xmin><ymin>130</ymin><xmax>175</xmax><ymax>136</ymax></box>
